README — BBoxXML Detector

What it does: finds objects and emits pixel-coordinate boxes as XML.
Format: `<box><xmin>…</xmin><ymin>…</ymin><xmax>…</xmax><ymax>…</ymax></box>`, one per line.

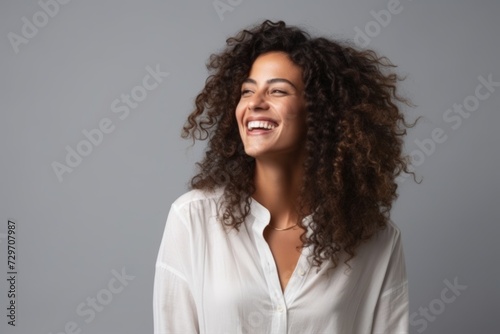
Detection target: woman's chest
<box><xmin>262</xmin><ymin>225</ymin><xmax>305</xmax><ymax>292</ymax></box>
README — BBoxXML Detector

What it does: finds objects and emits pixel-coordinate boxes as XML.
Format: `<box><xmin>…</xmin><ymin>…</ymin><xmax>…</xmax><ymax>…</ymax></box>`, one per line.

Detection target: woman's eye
<box><xmin>241</xmin><ymin>89</ymin><xmax>252</xmax><ymax>96</ymax></box>
<box><xmin>271</xmin><ymin>89</ymin><xmax>287</xmax><ymax>95</ymax></box>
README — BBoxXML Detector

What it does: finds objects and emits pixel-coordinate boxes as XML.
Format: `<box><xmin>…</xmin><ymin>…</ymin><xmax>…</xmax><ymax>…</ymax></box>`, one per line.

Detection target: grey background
<box><xmin>1</xmin><ymin>0</ymin><xmax>498</xmax><ymax>333</ymax></box>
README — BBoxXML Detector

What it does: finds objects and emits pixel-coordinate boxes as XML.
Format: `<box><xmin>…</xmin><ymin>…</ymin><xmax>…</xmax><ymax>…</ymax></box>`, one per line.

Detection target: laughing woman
<box><xmin>153</xmin><ymin>20</ymin><xmax>418</xmax><ymax>334</ymax></box>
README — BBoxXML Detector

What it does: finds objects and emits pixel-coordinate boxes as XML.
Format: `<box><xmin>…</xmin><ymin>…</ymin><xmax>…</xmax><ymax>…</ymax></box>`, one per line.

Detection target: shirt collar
<box><xmin>249</xmin><ymin>195</ymin><xmax>315</xmax><ymax>238</ymax></box>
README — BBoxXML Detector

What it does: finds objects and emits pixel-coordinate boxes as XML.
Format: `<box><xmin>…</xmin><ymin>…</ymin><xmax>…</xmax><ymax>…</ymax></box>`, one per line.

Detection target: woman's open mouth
<box><xmin>246</xmin><ymin>120</ymin><xmax>278</xmax><ymax>135</ymax></box>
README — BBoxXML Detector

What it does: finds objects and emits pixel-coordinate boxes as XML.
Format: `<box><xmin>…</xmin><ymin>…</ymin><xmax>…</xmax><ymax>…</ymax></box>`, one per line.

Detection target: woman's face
<box><xmin>235</xmin><ymin>51</ymin><xmax>307</xmax><ymax>160</ymax></box>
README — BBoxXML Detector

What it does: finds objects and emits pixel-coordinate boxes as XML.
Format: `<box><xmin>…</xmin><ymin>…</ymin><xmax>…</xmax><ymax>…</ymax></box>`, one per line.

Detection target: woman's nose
<box><xmin>247</xmin><ymin>92</ymin><xmax>269</xmax><ymax>111</ymax></box>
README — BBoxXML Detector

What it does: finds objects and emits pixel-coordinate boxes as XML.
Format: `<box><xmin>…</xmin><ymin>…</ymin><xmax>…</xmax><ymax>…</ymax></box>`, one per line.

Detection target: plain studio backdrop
<box><xmin>0</xmin><ymin>1</ymin><xmax>498</xmax><ymax>333</ymax></box>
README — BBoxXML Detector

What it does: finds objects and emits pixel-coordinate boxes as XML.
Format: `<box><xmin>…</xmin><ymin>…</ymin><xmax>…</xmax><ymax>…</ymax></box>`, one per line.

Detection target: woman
<box><xmin>153</xmin><ymin>20</ymin><xmax>418</xmax><ymax>334</ymax></box>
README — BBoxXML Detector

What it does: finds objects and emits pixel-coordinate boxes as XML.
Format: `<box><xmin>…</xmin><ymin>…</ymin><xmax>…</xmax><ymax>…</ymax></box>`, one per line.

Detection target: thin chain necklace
<box><xmin>268</xmin><ymin>223</ymin><xmax>298</xmax><ymax>231</ymax></box>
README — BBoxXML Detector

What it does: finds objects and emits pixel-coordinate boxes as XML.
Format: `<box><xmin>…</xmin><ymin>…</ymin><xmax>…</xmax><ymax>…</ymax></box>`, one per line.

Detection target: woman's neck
<box><xmin>251</xmin><ymin>150</ymin><xmax>306</xmax><ymax>227</ymax></box>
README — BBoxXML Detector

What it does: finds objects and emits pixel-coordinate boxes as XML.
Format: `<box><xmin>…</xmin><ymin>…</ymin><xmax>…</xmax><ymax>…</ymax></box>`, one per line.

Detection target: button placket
<box><xmin>283</xmin><ymin>243</ymin><xmax>312</xmax><ymax>307</ymax></box>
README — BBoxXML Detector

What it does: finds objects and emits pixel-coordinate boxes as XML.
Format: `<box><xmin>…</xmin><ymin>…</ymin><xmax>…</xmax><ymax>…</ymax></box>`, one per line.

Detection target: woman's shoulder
<box><xmin>350</xmin><ymin>219</ymin><xmax>405</xmax><ymax>270</ymax></box>
<box><xmin>374</xmin><ymin>219</ymin><xmax>403</xmax><ymax>243</ymax></box>
<box><xmin>384</xmin><ymin>219</ymin><xmax>402</xmax><ymax>239</ymax></box>
<box><xmin>171</xmin><ymin>186</ymin><xmax>225</xmax><ymax>211</ymax></box>
<box><xmin>167</xmin><ymin>187</ymin><xmax>227</xmax><ymax>233</ymax></box>
<box><xmin>366</xmin><ymin>219</ymin><xmax>406</xmax><ymax>260</ymax></box>
<box><xmin>360</xmin><ymin>219</ymin><xmax>404</xmax><ymax>254</ymax></box>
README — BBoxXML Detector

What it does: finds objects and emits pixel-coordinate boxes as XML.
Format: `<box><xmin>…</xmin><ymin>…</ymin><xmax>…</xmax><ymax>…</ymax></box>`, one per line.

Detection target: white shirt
<box><xmin>153</xmin><ymin>187</ymin><xmax>409</xmax><ymax>334</ymax></box>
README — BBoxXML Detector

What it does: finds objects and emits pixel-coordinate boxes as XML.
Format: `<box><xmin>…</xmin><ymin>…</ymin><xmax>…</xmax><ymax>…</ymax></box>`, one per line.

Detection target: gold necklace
<box><xmin>269</xmin><ymin>223</ymin><xmax>298</xmax><ymax>231</ymax></box>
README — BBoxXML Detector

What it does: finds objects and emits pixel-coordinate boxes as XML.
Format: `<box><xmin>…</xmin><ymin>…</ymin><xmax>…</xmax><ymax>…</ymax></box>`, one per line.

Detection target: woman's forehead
<box><xmin>246</xmin><ymin>52</ymin><xmax>304</xmax><ymax>88</ymax></box>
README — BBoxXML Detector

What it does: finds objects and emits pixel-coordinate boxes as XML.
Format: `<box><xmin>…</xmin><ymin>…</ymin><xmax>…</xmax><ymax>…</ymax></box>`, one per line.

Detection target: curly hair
<box><xmin>181</xmin><ymin>19</ymin><xmax>420</xmax><ymax>272</ymax></box>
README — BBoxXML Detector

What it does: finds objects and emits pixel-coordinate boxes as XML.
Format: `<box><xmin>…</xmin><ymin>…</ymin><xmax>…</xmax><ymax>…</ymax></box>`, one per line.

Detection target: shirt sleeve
<box><xmin>371</xmin><ymin>225</ymin><xmax>409</xmax><ymax>334</ymax></box>
<box><xmin>153</xmin><ymin>204</ymin><xmax>200</xmax><ymax>334</ymax></box>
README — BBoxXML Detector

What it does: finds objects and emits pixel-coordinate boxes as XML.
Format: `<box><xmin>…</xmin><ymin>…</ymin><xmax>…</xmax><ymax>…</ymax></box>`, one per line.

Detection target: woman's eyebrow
<box><xmin>242</xmin><ymin>77</ymin><xmax>297</xmax><ymax>89</ymax></box>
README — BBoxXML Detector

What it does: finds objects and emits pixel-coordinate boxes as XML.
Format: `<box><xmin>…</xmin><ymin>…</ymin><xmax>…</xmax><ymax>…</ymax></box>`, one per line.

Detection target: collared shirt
<box><xmin>153</xmin><ymin>187</ymin><xmax>409</xmax><ymax>334</ymax></box>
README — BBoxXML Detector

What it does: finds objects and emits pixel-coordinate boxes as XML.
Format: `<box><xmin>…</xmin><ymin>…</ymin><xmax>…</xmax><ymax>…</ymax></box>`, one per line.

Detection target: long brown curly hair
<box><xmin>181</xmin><ymin>19</ymin><xmax>420</xmax><ymax>272</ymax></box>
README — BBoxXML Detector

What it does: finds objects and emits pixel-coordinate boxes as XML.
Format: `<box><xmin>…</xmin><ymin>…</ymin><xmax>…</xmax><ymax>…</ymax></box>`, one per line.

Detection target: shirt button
<box><xmin>277</xmin><ymin>305</ymin><xmax>284</xmax><ymax>312</ymax></box>
<box><xmin>298</xmin><ymin>269</ymin><xmax>305</xmax><ymax>276</ymax></box>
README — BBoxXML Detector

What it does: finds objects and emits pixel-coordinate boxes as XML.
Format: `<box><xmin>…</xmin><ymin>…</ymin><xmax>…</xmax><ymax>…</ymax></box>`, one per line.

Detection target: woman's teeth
<box><xmin>247</xmin><ymin>120</ymin><xmax>277</xmax><ymax>130</ymax></box>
